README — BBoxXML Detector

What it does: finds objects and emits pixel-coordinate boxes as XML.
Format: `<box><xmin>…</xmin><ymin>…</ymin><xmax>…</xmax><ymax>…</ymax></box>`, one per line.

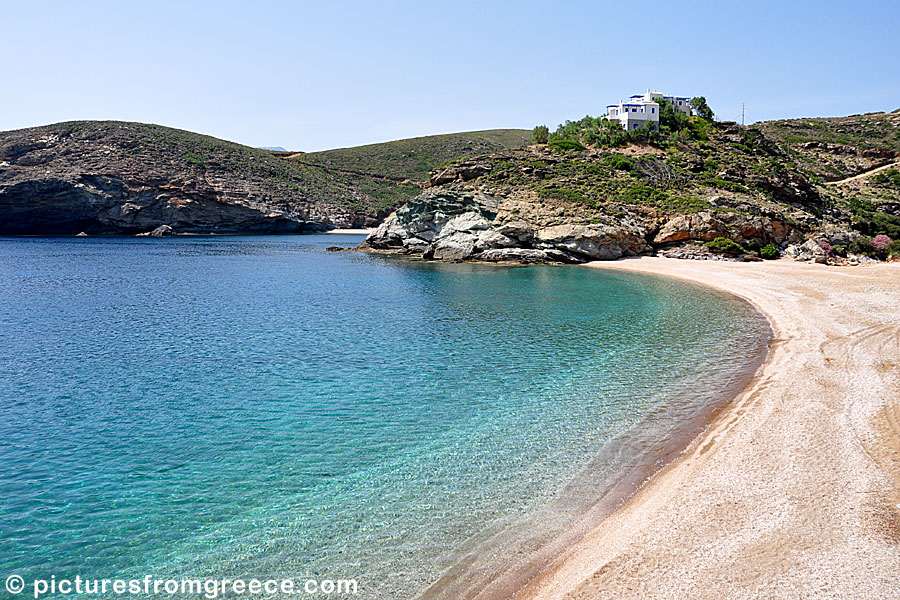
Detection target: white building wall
<box><xmin>606</xmin><ymin>101</ymin><xmax>659</xmax><ymax>129</ymax></box>
<box><xmin>604</xmin><ymin>90</ymin><xmax>692</xmax><ymax>129</ymax></box>
<box><xmin>665</xmin><ymin>97</ymin><xmax>692</xmax><ymax>115</ymax></box>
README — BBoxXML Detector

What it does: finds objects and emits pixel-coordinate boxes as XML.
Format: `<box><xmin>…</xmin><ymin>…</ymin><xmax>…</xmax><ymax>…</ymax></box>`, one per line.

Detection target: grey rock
<box><xmin>478</xmin><ymin>248</ymin><xmax>553</xmax><ymax>263</ymax></box>
<box><xmin>536</xmin><ymin>224</ymin><xmax>651</xmax><ymax>260</ymax></box>
<box><xmin>361</xmin><ymin>189</ymin><xmax>651</xmax><ymax>264</ymax></box>
<box><xmin>474</xmin><ymin>231</ymin><xmax>518</xmax><ymax>251</ymax></box>
<box><xmin>137</xmin><ymin>224</ymin><xmax>175</xmax><ymax>237</ymax></box>
<box><xmin>496</xmin><ymin>219</ymin><xmax>534</xmax><ymax>243</ymax></box>
<box><xmin>431</xmin><ymin>232</ymin><xmax>477</xmax><ymax>261</ymax></box>
<box><xmin>817</xmin><ymin>226</ymin><xmax>858</xmax><ymax>248</ymax></box>
<box><xmin>363</xmin><ymin>189</ymin><xmax>498</xmax><ymax>257</ymax></box>
<box><xmin>785</xmin><ymin>239</ymin><xmax>828</xmax><ymax>263</ymax></box>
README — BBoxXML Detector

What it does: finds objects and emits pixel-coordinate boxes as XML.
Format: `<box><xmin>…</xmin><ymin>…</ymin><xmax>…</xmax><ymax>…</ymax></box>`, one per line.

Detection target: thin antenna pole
<box><xmin>741</xmin><ymin>103</ymin><xmax>746</xmax><ymax>126</ymax></box>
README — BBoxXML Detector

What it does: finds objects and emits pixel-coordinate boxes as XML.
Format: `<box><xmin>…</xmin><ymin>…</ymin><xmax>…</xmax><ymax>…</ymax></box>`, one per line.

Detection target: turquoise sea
<box><xmin>0</xmin><ymin>235</ymin><xmax>769</xmax><ymax>598</ymax></box>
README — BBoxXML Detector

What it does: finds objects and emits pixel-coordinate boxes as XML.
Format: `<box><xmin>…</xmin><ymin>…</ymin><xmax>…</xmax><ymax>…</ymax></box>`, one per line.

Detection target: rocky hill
<box><xmin>362</xmin><ymin>110</ymin><xmax>900</xmax><ymax>263</ymax></box>
<box><xmin>0</xmin><ymin>121</ymin><xmax>529</xmax><ymax>235</ymax></box>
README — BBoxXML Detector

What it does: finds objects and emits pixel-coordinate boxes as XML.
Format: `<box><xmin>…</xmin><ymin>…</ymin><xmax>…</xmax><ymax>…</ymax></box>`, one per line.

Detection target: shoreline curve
<box><xmin>512</xmin><ymin>256</ymin><xmax>900</xmax><ymax>600</ymax></box>
<box><xmin>418</xmin><ymin>263</ymin><xmax>771</xmax><ymax>600</ymax></box>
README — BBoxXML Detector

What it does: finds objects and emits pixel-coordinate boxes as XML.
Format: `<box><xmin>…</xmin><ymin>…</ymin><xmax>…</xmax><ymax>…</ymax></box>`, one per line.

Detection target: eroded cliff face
<box><xmin>0</xmin><ymin>174</ymin><xmax>334</xmax><ymax>235</ymax></box>
<box><xmin>0</xmin><ymin>122</ymin><xmax>388</xmax><ymax>235</ymax></box>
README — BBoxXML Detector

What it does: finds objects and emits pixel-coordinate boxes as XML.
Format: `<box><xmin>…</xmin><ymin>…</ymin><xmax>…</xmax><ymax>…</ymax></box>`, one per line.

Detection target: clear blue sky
<box><xmin>4</xmin><ymin>0</ymin><xmax>898</xmax><ymax>151</ymax></box>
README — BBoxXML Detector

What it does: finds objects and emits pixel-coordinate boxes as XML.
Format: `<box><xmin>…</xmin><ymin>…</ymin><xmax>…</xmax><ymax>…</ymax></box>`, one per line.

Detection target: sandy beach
<box><xmin>514</xmin><ymin>257</ymin><xmax>900</xmax><ymax>599</ymax></box>
<box><xmin>326</xmin><ymin>228</ymin><xmax>375</xmax><ymax>235</ymax></box>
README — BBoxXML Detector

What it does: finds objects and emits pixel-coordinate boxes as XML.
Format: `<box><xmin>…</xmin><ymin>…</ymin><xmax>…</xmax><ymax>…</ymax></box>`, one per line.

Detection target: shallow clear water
<box><xmin>0</xmin><ymin>235</ymin><xmax>768</xmax><ymax>598</ymax></box>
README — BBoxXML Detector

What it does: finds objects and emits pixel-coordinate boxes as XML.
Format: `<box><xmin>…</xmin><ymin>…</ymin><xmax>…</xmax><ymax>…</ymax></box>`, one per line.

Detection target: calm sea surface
<box><xmin>0</xmin><ymin>235</ymin><xmax>769</xmax><ymax>598</ymax></box>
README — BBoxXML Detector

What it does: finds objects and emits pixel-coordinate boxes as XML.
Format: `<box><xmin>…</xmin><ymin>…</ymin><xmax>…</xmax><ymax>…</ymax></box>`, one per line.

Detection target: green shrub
<box><xmin>601</xmin><ymin>153</ymin><xmax>635</xmax><ymax>171</ymax></box>
<box><xmin>700</xmin><ymin>176</ymin><xmax>751</xmax><ymax>195</ymax></box>
<box><xmin>532</xmin><ymin>125</ymin><xmax>549</xmax><ymax>145</ymax></box>
<box><xmin>705</xmin><ymin>237</ymin><xmax>747</xmax><ymax>254</ymax></box>
<box><xmin>848</xmin><ymin>235</ymin><xmax>874</xmax><ymax>256</ymax></box>
<box><xmin>887</xmin><ymin>240</ymin><xmax>900</xmax><ymax>257</ymax></box>
<box><xmin>628</xmin><ymin>123</ymin><xmax>661</xmax><ymax>144</ymax></box>
<box><xmin>184</xmin><ymin>151</ymin><xmax>205</xmax><ymax>166</ymax></box>
<box><xmin>616</xmin><ymin>184</ymin><xmax>669</xmax><ymax>205</ymax></box>
<box><xmin>537</xmin><ymin>187</ymin><xmax>594</xmax><ymax>207</ymax></box>
<box><xmin>549</xmin><ymin>116</ymin><xmax>604</xmax><ymax>143</ymax></box>
<box><xmin>547</xmin><ymin>139</ymin><xmax>587</xmax><ymax>152</ymax></box>
<box><xmin>872</xmin><ymin>168</ymin><xmax>900</xmax><ymax>187</ymax></box>
<box><xmin>703</xmin><ymin>158</ymin><xmax>721</xmax><ymax>172</ymax></box>
<box><xmin>847</xmin><ymin>196</ymin><xmax>876</xmax><ymax>215</ymax></box>
<box><xmin>655</xmin><ymin>98</ymin><xmax>690</xmax><ymax>132</ymax></box>
<box><xmin>847</xmin><ymin>196</ymin><xmax>900</xmax><ymax>238</ymax></box>
<box><xmin>760</xmin><ymin>243</ymin><xmax>778</xmax><ymax>259</ymax></box>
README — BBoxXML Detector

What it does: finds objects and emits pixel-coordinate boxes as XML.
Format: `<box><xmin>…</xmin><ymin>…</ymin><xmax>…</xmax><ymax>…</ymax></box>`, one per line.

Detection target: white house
<box><xmin>605</xmin><ymin>89</ymin><xmax>692</xmax><ymax>130</ymax></box>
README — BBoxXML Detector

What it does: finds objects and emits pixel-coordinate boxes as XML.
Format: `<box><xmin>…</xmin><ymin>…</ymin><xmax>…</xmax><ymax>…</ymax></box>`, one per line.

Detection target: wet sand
<box><xmin>515</xmin><ymin>257</ymin><xmax>900</xmax><ymax>599</ymax></box>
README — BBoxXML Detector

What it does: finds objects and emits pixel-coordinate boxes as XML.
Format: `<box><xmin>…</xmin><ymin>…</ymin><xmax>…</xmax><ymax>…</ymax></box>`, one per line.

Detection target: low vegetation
<box><xmin>469</xmin><ymin>102</ymin><xmax>827</xmax><ymax>221</ymax></box>
<box><xmin>299</xmin><ymin>129</ymin><xmax>530</xmax><ymax>182</ymax></box>
<box><xmin>705</xmin><ymin>237</ymin><xmax>747</xmax><ymax>254</ymax></box>
<box><xmin>547</xmin><ymin>139</ymin><xmax>586</xmax><ymax>152</ymax></box>
<box><xmin>464</xmin><ymin>105</ymin><xmax>898</xmax><ymax>246</ymax></box>
<box><xmin>760</xmin><ymin>243</ymin><xmax>779</xmax><ymax>259</ymax></box>
<box><xmin>843</xmin><ymin>196</ymin><xmax>900</xmax><ymax>238</ymax></box>
<box><xmin>872</xmin><ymin>168</ymin><xmax>900</xmax><ymax>188</ymax></box>
<box><xmin>760</xmin><ymin>112</ymin><xmax>900</xmax><ymax>155</ymax></box>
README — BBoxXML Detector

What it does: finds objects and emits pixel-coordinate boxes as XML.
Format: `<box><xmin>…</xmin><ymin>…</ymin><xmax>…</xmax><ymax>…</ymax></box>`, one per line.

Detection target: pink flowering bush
<box><xmin>818</xmin><ymin>241</ymin><xmax>833</xmax><ymax>256</ymax></box>
<box><xmin>872</xmin><ymin>234</ymin><xmax>892</xmax><ymax>252</ymax></box>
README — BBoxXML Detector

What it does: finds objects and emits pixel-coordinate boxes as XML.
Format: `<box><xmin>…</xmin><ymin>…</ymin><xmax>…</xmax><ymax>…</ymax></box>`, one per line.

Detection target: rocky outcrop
<box><xmin>653</xmin><ymin>211</ymin><xmax>802</xmax><ymax>247</ymax></box>
<box><xmin>428</xmin><ymin>159</ymin><xmax>493</xmax><ymax>187</ymax></box>
<box><xmin>535</xmin><ymin>224</ymin><xmax>651</xmax><ymax>260</ymax></box>
<box><xmin>785</xmin><ymin>239</ymin><xmax>828</xmax><ymax>263</ymax></box>
<box><xmin>136</xmin><ymin>224</ymin><xmax>175</xmax><ymax>237</ymax></box>
<box><xmin>815</xmin><ymin>225</ymin><xmax>861</xmax><ymax>247</ymax></box>
<box><xmin>362</xmin><ymin>189</ymin><xmax>652</xmax><ymax>263</ymax></box>
<box><xmin>0</xmin><ymin>174</ymin><xmax>334</xmax><ymax>235</ymax></box>
<box><xmin>657</xmin><ymin>243</ymin><xmax>761</xmax><ymax>261</ymax></box>
<box><xmin>0</xmin><ymin>121</ymin><xmax>388</xmax><ymax>235</ymax></box>
<box><xmin>359</xmin><ymin>111</ymin><xmax>900</xmax><ymax>264</ymax></box>
<box><xmin>478</xmin><ymin>248</ymin><xmax>560</xmax><ymax>263</ymax></box>
<box><xmin>361</xmin><ymin>185</ymin><xmax>818</xmax><ymax>265</ymax></box>
<box><xmin>746</xmin><ymin>170</ymin><xmax>821</xmax><ymax>211</ymax></box>
<box><xmin>800</xmin><ymin>140</ymin><xmax>896</xmax><ymax>161</ymax></box>
<box><xmin>357</xmin><ymin>124</ymin><xmax>840</xmax><ymax>264</ymax></box>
